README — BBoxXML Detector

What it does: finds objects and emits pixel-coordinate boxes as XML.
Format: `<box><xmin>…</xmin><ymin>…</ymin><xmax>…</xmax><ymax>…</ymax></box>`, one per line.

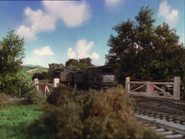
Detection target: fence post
<box><xmin>173</xmin><ymin>76</ymin><xmax>180</xmax><ymax>100</ymax></box>
<box><xmin>146</xmin><ymin>81</ymin><xmax>151</xmax><ymax>96</ymax></box>
<box><xmin>53</xmin><ymin>78</ymin><xmax>59</xmax><ymax>87</ymax></box>
<box><xmin>146</xmin><ymin>82</ymin><xmax>154</xmax><ymax>96</ymax></box>
<box><xmin>43</xmin><ymin>83</ymin><xmax>46</xmax><ymax>97</ymax></box>
<box><xmin>125</xmin><ymin>77</ymin><xmax>130</xmax><ymax>93</ymax></box>
<box><xmin>34</xmin><ymin>78</ymin><xmax>39</xmax><ymax>91</ymax></box>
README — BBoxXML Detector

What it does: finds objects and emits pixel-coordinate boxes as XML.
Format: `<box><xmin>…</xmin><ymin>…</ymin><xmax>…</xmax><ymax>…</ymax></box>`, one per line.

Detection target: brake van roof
<box><xmin>87</xmin><ymin>65</ymin><xmax>114</xmax><ymax>69</ymax></box>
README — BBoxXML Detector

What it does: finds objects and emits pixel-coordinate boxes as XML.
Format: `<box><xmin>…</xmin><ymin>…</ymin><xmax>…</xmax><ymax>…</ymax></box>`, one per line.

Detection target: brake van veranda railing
<box><xmin>125</xmin><ymin>77</ymin><xmax>181</xmax><ymax>100</ymax></box>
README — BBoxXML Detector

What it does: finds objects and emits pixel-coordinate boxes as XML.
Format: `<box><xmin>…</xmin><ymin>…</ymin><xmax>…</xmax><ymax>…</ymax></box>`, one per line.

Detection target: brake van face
<box><xmin>87</xmin><ymin>66</ymin><xmax>116</xmax><ymax>87</ymax></box>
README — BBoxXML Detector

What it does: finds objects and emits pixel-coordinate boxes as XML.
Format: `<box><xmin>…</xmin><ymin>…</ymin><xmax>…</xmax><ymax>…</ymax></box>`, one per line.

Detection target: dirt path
<box><xmin>2</xmin><ymin>97</ymin><xmax>25</xmax><ymax>104</ymax></box>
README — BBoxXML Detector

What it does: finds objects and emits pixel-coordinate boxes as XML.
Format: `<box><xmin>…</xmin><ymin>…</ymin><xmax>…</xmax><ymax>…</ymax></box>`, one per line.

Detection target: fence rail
<box><xmin>34</xmin><ymin>78</ymin><xmax>59</xmax><ymax>97</ymax></box>
<box><xmin>125</xmin><ymin>77</ymin><xmax>180</xmax><ymax>100</ymax></box>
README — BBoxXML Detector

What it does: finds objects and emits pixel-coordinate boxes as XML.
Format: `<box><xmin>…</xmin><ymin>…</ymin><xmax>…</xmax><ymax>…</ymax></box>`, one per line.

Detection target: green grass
<box><xmin>0</xmin><ymin>103</ymin><xmax>43</xmax><ymax>139</ymax></box>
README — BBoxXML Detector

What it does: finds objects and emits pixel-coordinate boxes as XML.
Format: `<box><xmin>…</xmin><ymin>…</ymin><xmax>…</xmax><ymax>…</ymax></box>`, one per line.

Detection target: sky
<box><xmin>0</xmin><ymin>0</ymin><xmax>184</xmax><ymax>68</ymax></box>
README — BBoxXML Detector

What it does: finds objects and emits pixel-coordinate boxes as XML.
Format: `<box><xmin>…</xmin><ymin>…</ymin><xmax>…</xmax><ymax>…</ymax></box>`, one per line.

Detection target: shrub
<box><xmin>24</xmin><ymin>89</ymin><xmax>46</xmax><ymax>104</ymax></box>
<box><xmin>88</xmin><ymin>88</ymin><xmax>135</xmax><ymax>122</ymax></box>
<box><xmin>47</xmin><ymin>84</ymin><xmax>75</xmax><ymax>106</ymax></box>
<box><xmin>21</xmin><ymin>78</ymin><xmax>35</xmax><ymax>96</ymax></box>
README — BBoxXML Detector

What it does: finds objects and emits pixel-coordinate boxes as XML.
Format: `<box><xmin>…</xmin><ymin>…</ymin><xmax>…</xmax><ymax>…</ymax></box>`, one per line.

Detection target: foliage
<box><xmin>65</xmin><ymin>59</ymin><xmax>78</xmax><ymax>67</ymax></box>
<box><xmin>24</xmin><ymin>86</ymin><xmax>163</xmax><ymax>139</ymax></box>
<box><xmin>24</xmin><ymin>89</ymin><xmax>46</xmax><ymax>104</ymax></box>
<box><xmin>47</xmin><ymin>84</ymin><xmax>76</xmax><ymax>106</ymax></box>
<box><xmin>48</xmin><ymin>63</ymin><xmax>65</xmax><ymax>71</ymax></box>
<box><xmin>48</xmin><ymin>57</ymin><xmax>94</xmax><ymax>72</ymax></box>
<box><xmin>65</xmin><ymin>57</ymin><xmax>94</xmax><ymax>71</ymax></box>
<box><xmin>20</xmin><ymin>76</ymin><xmax>36</xmax><ymax>96</ymax></box>
<box><xmin>106</xmin><ymin>6</ymin><xmax>185</xmax><ymax>82</ymax></box>
<box><xmin>0</xmin><ymin>30</ymin><xmax>25</xmax><ymax>95</ymax></box>
<box><xmin>79</xmin><ymin>57</ymin><xmax>92</xmax><ymax>66</ymax></box>
<box><xmin>21</xmin><ymin>66</ymin><xmax>34</xmax><ymax>80</ymax></box>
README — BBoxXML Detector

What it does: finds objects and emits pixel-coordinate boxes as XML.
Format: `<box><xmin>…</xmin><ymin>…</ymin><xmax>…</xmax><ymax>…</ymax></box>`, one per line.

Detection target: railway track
<box><xmin>136</xmin><ymin>117</ymin><xmax>185</xmax><ymax>138</ymax></box>
<box><xmin>133</xmin><ymin>97</ymin><xmax>185</xmax><ymax>138</ymax></box>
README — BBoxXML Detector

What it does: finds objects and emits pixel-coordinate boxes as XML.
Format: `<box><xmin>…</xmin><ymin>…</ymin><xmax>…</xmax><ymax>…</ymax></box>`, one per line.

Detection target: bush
<box><xmin>24</xmin><ymin>89</ymin><xmax>46</xmax><ymax>104</ymax></box>
<box><xmin>21</xmin><ymin>78</ymin><xmax>35</xmax><ymax>96</ymax></box>
<box><xmin>47</xmin><ymin>84</ymin><xmax>75</xmax><ymax>106</ymax></box>
<box><xmin>24</xmin><ymin>86</ymin><xmax>163</xmax><ymax>139</ymax></box>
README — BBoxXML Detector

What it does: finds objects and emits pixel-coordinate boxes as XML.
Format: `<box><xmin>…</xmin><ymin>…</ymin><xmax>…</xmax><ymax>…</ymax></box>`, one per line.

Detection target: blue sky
<box><xmin>0</xmin><ymin>0</ymin><xmax>184</xmax><ymax>67</ymax></box>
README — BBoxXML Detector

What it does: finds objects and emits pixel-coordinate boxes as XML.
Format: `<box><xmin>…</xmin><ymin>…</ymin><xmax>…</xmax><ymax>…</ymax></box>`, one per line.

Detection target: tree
<box><xmin>79</xmin><ymin>57</ymin><xmax>93</xmax><ymax>66</ymax></box>
<box><xmin>65</xmin><ymin>59</ymin><xmax>78</xmax><ymax>68</ymax></box>
<box><xmin>0</xmin><ymin>30</ymin><xmax>25</xmax><ymax>94</ymax></box>
<box><xmin>65</xmin><ymin>58</ymin><xmax>93</xmax><ymax>71</ymax></box>
<box><xmin>48</xmin><ymin>63</ymin><xmax>64</xmax><ymax>70</ymax></box>
<box><xmin>106</xmin><ymin>6</ymin><xmax>185</xmax><ymax>82</ymax></box>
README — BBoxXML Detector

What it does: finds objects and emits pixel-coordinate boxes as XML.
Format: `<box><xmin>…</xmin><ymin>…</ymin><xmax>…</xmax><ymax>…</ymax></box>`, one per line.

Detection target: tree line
<box><xmin>32</xmin><ymin>58</ymin><xmax>94</xmax><ymax>80</ymax></box>
<box><xmin>48</xmin><ymin>57</ymin><xmax>94</xmax><ymax>71</ymax></box>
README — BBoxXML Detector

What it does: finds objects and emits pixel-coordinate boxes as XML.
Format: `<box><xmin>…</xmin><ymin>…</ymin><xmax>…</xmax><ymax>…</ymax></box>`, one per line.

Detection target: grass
<box><xmin>0</xmin><ymin>103</ymin><xmax>43</xmax><ymax>139</ymax></box>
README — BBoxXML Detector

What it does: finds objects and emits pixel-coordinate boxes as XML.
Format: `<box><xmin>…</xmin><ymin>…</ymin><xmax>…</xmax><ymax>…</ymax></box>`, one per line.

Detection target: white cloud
<box><xmin>68</xmin><ymin>40</ymin><xmax>99</xmax><ymax>60</ymax></box>
<box><xmin>91</xmin><ymin>52</ymin><xmax>99</xmax><ymax>59</ymax></box>
<box><xmin>16</xmin><ymin>7</ymin><xmax>56</xmax><ymax>40</ymax></box>
<box><xmin>158</xmin><ymin>1</ymin><xmax>179</xmax><ymax>25</ymax></box>
<box><xmin>68</xmin><ymin>48</ymin><xmax>76</xmax><ymax>58</ymax></box>
<box><xmin>16</xmin><ymin>1</ymin><xmax>91</xmax><ymax>40</ymax></box>
<box><xmin>24</xmin><ymin>55</ymin><xmax>53</xmax><ymax>68</ymax></box>
<box><xmin>16</xmin><ymin>25</ymin><xmax>37</xmax><ymax>40</ymax></box>
<box><xmin>76</xmin><ymin>40</ymin><xmax>93</xmax><ymax>58</ymax></box>
<box><xmin>25</xmin><ymin>7</ymin><xmax>56</xmax><ymax>32</ymax></box>
<box><xmin>42</xmin><ymin>1</ymin><xmax>91</xmax><ymax>27</ymax></box>
<box><xmin>105</xmin><ymin>0</ymin><xmax>121</xmax><ymax>7</ymax></box>
<box><xmin>33</xmin><ymin>46</ymin><xmax>54</xmax><ymax>56</ymax></box>
<box><xmin>24</xmin><ymin>46</ymin><xmax>55</xmax><ymax>67</ymax></box>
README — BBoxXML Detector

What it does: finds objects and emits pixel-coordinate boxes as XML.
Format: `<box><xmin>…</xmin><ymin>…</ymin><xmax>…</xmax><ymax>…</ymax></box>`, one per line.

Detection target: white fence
<box><xmin>125</xmin><ymin>77</ymin><xmax>181</xmax><ymax>100</ymax></box>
